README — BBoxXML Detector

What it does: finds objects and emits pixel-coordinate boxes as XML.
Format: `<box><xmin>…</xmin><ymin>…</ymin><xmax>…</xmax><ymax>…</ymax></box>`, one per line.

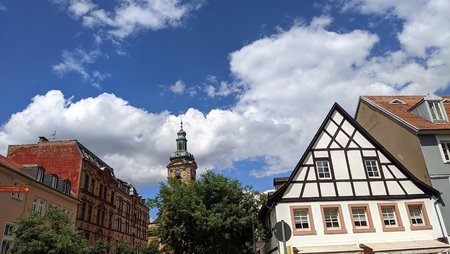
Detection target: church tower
<box><xmin>167</xmin><ymin>119</ymin><xmax>197</xmax><ymax>183</ymax></box>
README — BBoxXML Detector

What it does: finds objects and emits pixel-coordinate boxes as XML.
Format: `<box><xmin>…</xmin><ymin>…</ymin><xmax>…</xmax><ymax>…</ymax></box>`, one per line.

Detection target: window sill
<box><xmin>293</xmin><ymin>229</ymin><xmax>317</xmax><ymax>236</ymax></box>
<box><xmin>352</xmin><ymin>227</ymin><xmax>376</xmax><ymax>233</ymax></box>
<box><xmin>324</xmin><ymin>228</ymin><xmax>347</xmax><ymax>234</ymax></box>
<box><xmin>410</xmin><ymin>224</ymin><xmax>433</xmax><ymax>230</ymax></box>
<box><xmin>381</xmin><ymin>225</ymin><xmax>405</xmax><ymax>232</ymax></box>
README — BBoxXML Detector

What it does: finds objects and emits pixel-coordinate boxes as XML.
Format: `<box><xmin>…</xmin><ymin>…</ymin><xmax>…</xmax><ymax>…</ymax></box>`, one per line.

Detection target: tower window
<box><xmin>178</xmin><ymin>142</ymin><xmax>182</xmax><ymax>150</ymax></box>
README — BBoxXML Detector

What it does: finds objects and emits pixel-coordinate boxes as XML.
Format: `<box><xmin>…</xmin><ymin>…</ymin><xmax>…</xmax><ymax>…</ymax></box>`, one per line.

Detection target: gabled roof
<box><xmin>358</xmin><ymin>95</ymin><xmax>450</xmax><ymax>131</ymax></box>
<box><xmin>260</xmin><ymin>103</ymin><xmax>440</xmax><ymax>220</ymax></box>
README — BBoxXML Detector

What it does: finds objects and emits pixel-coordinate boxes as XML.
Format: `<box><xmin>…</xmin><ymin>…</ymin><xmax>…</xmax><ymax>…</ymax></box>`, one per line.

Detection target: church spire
<box><xmin>167</xmin><ymin>115</ymin><xmax>197</xmax><ymax>182</ymax></box>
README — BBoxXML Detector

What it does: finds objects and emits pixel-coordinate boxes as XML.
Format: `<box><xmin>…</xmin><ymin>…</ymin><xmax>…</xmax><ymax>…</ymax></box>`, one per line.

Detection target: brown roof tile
<box><xmin>0</xmin><ymin>154</ymin><xmax>22</xmax><ymax>170</ymax></box>
<box><xmin>361</xmin><ymin>95</ymin><xmax>450</xmax><ymax>130</ymax></box>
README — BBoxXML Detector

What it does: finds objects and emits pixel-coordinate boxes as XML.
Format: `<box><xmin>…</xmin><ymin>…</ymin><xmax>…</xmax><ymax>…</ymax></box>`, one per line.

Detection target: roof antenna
<box><xmin>51</xmin><ymin>125</ymin><xmax>58</xmax><ymax>140</ymax></box>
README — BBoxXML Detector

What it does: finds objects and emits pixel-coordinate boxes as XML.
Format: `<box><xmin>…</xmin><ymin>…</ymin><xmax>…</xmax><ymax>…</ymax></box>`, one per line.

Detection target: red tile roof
<box><xmin>361</xmin><ymin>95</ymin><xmax>450</xmax><ymax>131</ymax></box>
<box><xmin>0</xmin><ymin>154</ymin><xmax>22</xmax><ymax>170</ymax></box>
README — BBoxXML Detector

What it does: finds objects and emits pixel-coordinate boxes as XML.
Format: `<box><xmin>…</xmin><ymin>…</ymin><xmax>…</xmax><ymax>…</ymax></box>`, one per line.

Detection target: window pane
<box><xmin>381</xmin><ymin>207</ymin><xmax>396</xmax><ymax>226</ymax></box>
<box><xmin>317</xmin><ymin>161</ymin><xmax>331</xmax><ymax>179</ymax></box>
<box><xmin>441</xmin><ymin>142</ymin><xmax>450</xmax><ymax>161</ymax></box>
<box><xmin>293</xmin><ymin>209</ymin><xmax>310</xmax><ymax>230</ymax></box>
<box><xmin>324</xmin><ymin>208</ymin><xmax>340</xmax><ymax>228</ymax></box>
<box><xmin>365</xmin><ymin>160</ymin><xmax>380</xmax><ymax>178</ymax></box>
<box><xmin>352</xmin><ymin>208</ymin><xmax>368</xmax><ymax>228</ymax></box>
<box><xmin>409</xmin><ymin>205</ymin><xmax>424</xmax><ymax>225</ymax></box>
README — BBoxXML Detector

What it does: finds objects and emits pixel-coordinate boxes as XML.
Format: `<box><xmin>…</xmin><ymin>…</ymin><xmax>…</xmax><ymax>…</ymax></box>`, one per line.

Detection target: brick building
<box><xmin>7</xmin><ymin>137</ymin><xmax>149</xmax><ymax>251</ymax></box>
<box><xmin>0</xmin><ymin>155</ymin><xmax>78</xmax><ymax>254</ymax></box>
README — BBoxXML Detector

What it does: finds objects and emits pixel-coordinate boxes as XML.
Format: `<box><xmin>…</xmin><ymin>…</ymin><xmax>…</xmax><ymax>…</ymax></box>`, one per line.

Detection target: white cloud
<box><xmin>203</xmin><ymin>75</ymin><xmax>243</xmax><ymax>98</ymax></box>
<box><xmin>169</xmin><ymin>80</ymin><xmax>186</xmax><ymax>94</ymax></box>
<box><xmin>52</xmin><ymin>48</ymin><xmax>110</xmax><ymax>88</ymax></box>
<box><xmin>54</xmin><ymin>0</ymin><xmax>205</xmax><ymax>39</ymax></box>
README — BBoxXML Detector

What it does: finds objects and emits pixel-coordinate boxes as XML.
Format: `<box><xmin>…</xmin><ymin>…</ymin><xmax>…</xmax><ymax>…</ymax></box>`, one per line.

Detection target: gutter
<box><xmin>434</xmin><ymin>197</ymin><xmax>449</xmax><ymax>242</ymax></box>
<box><xmin>360</xmin><ymin>97</ymin><xmax>419</xmax><ymax>133</ymax></box>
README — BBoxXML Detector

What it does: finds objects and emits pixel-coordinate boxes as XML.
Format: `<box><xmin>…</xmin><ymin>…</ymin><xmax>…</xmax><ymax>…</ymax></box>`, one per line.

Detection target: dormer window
<box><xmin>51</xmin><ymin>175</ymin><xmax>58</xmax><ymax>188</ymax></box>
<box><xmin>63</xmin><ymin>181</ymin><xmax>71</xmax><ymax>194</ymax></box>
<box><xmin>428</xmin><ymin>101</ymin><xmax>446</xmax><ymax>122</ymax></box>
<box><xmin>36</xmin><ymin>168</ymin><xmax>44</xmax><ymax>182</ymax></box>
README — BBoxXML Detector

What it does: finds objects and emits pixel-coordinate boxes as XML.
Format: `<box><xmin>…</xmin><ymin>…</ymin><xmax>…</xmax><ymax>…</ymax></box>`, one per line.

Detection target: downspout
<box><xmin>434</xmin><ymin>196</ymin><xmax>448</xmax><ymax>243</ymax></box>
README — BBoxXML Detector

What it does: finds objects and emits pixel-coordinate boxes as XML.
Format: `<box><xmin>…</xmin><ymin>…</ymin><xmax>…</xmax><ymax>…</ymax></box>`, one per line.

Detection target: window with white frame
<box><xmin>352</xmin><ymin>208</ymin><xmax>368</xmax><ymax>228</ymax></box>
<box><xmin>324</xmin><ymin>208</ymin><xmax>340</xmax><ymax>228</ymax></box>
<box><xmin>3</xmin><ymin>223</ymin><xmax>13</xmax><ymax>238</ymax></box>
<box><xmin>32</xmin><ymin>198</ymin><xmax>46</xmax><ymax>213</ymax></box>
<box><xmin>51</xmin><ymin>175</ymin><xmax>58</xmax><ymax>188</ymax></box>
<box><xmin>364</xmin><ymin>160</ymin><xmax>380</xmax><ymax>178</ymax></box>
<box><xmin>316</xmin><ymin>160</ymin><xmax>331</xmax><ymax>179</ymax></box>
<box><xmin>381</xmin><ymin>207</ymin><xmax>397</xmax><ymax>226</ymax></box>
<box><xmin>10</xmin><ymin>181</ymin><xmax>23</xmax><ymax>200</ymax></box>
<box><xmin>428</xmin><ymin>101</ymin><xmax>446</xmax><ymax>122</ymax></box>
<box><xmin>293</xmin><ymin>209</ymin><xmax>310</xmax><ymax>230</ymax></box>
<box><xmin>439</xmin><ymin>142</ymin><xmax>450</xmax><ymax>162</ymax></box>
<box><xmin>36</xmin><ymin>168</ymin><xmax>44</xmax><ymax>182</ymax></box>
<box><xmin>408</xmin><ymin>205</ymin><xmax>424</xmax><ymax>225</ymax></box>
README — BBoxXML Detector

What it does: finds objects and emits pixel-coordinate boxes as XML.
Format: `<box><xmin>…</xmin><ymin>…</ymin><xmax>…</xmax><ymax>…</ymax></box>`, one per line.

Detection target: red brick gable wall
<box><xmin>7</xmin><ymin>141</ymin><xmax>83</xmax><ymax>195</ymax></box>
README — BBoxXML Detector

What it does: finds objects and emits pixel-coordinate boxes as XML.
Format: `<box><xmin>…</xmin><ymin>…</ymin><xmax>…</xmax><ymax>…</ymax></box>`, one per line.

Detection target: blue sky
<box><xmin>1</xmin><ymin>1</ymin><xmax>450</xmax><ymax>218</ymax></box>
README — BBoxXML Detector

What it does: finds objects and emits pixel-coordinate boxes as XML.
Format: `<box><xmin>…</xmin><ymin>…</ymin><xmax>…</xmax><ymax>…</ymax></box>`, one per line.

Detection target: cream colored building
<box><xmin>261</xmin><ymin>103</ymin><xmax>450</xmax><ymax>254</ymax></box>
<box><xmin>0</xmin><ymin>155</ymin><xmax>78</xmax><ymax>254</ymax></box>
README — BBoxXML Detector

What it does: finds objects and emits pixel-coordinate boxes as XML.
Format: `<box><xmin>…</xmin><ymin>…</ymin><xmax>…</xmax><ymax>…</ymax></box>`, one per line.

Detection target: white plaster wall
<box><xmin>325</xmin><ymin>120</ymin><xmax>338</xmax><ymax>135</ymax></box>
<box><xmin>362</xmin><ymin>150</ymin><xmax>377</xmax><ymax>157</ymax></box>
<box><xmin>270</xmin><ymin>198</ymin><xmax>444</xmax><ymax>254</ymax></box>
<box><xmin>401</xmin><ymin>181</ymin><xmax>423</xmax><ymax>195</ymax></box>
<box><xmin>370</xmin><ymin>181</ymin><xmax>386</xmax><ymax>195</ymax></box>
<box><xmin>347</xmin><ymin>150</ymin><xmax>366</xmax><ymax>179</ymax></box>
<box><xmin>314</xmin><ymin>151</ymin><xmax>328</xmax><ymax>158</ymax></box>
<box><xmin>336</xmin><ymin>131</ymin><xmax>349</xmax><ymax>147</ymax></box>
<box><xmin>314</xmin><ymin>132</ymin><xmax>331</xmax><ymax>149</ymax></box>
<box><xmin>389</xmin><ymin>165</ymin><xmax>407</xmax><ymax>179</ymax></box>
<box><xmin>320</xmin><ymin>183</ymin><xmax>335</xmax><ymax>197</ymax></box>
<box><xmin>331</xmin><ymin>151</ymin><xmax>349</xmax><ymax>180</ymax></box>
<box><xmin>284</xmin><ymin>183</ymin><xmax>303</xmax><ymax>198</ymax></box>
<box><xmin>332</xmin><ymin>111</ymin><xmax>344</xmax><ymax>124</ymax></box>
<box><xmin>341</xmin><ymin>120</ymin><xmax>355</xmax><ymax>136</ymax></box>
<box><xmin>336</xmin><ymin>182</ymin><xmax>353</xmax><ymax>196</ymax></box>
<box><xmin>386</xmin><ymin>181</ymin><xmax>405</xmax><ymax>195</ymax></box>
<box><xmin>353</xmin><ymin>132</ymin><xmax>374</xmax><ymax>148</ymax></box>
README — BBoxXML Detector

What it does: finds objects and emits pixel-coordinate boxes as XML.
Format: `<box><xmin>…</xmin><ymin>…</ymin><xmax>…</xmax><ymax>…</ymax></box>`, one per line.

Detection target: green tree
<box><xmin>141</xmin><ymin>241</ymin><xmax>160</xmax><ymax>254</ymax></box>
<box><xmin>87</xmin><ymin>240</ymin><xmax>109</xmax><ymax>254</ymax></box>
<box><xmin>150</xmin><ymin>171</ymin><xmax>262</xmax><ymax>254</ymax></box>
<box><xmin>11</xmin><ymin>206</ymin><xmax>89</xmax><ymax>254</ymax></box>
<box><xmin>115</xmin><ymin>242</ymin><xmax>135</xmax><ymax>254</ymax></box>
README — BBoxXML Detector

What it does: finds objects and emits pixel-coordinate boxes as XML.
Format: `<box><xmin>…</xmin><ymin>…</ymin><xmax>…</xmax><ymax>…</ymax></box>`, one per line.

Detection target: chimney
<box><xmin>38</xmin><ymin>136</ymin><xmax>49</xmax><ymax>143</ymax></box>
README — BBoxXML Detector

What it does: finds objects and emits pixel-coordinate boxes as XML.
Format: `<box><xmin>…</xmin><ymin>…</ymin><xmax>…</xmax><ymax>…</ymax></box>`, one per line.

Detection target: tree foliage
<box><xmin>141</xmin><ymin>241</ymin><xmax>160</xmax><ymax>254</ymax></box>
<box><xmin>87</xmin><ymin>240</ymin><xmax>109</xmax><ymax>254</ymax></box>
<box><xmin>115</xmin><ymin>242</ymin><xmax>135</xmax><ymax>254</ymax></box>
<box><xmin>11</xmin><ymin>206</ymin><xmax>88</xmax><ymax>254</ymax></box>
<box><xmin>150</xmin><ymin>171</ymin><xmax>262</xmax><ymax>254</ymax></box>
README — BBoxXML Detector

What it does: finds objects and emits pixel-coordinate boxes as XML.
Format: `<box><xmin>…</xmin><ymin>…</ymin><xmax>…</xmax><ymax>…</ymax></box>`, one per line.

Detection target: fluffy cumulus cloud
<box><xmin>3</xmin><ymin>1</ymin><xmax>450</xmax><ymax>184</ymax></box>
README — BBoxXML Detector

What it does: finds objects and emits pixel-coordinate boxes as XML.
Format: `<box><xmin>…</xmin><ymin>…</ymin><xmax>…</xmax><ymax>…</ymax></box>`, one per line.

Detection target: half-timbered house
<box><xmin>260</xmin><ymin>103</ymin><xmax>450</xmax><ymax>254</ymax></box>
